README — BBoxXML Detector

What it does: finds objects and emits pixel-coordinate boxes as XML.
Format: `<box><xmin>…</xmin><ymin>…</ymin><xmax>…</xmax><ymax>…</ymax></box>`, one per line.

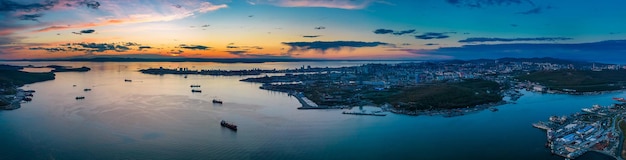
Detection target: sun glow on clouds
<box><xmin>3</xmin><ymin>0</ymin><xmax>626</xmax><ymax>61</ymax></box>
<box><xmin>35</xmin><ymin>1</ymin><xmax>228</xmax><ymax>32</ymax></box>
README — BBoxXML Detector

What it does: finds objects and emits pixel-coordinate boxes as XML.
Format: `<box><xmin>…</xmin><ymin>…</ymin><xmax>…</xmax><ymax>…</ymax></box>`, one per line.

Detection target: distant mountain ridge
<box><xmin>444</xmin><ymin>57</ymin><xmax>608</xmax><ymax>65</ymax></box>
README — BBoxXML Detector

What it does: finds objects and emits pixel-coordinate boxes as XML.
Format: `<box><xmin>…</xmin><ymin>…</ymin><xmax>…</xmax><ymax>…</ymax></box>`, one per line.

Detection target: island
<box><xmin>0</xmin><ymin>65</ymin><xmax>55</xmax><ymax>110</ymax></box>
<box><xmin>47</xmin><ymin>65</ymin><xmax>91</xmax><ymax>72</ymax></box>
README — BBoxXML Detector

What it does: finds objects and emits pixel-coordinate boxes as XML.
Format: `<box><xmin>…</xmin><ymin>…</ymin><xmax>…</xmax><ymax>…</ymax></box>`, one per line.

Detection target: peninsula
<box><xmin>236</xmin><ymin>57</ymin><xmax>622</xmax><ymax>116</ymax></box>
<box><xmin>133</xmin><ymin>57</ymin><xmax>625</xmax><ymax>116</ymax></box>
<box><xmin>0</xmin><ymin>65</ymin><xmax>55</xmax><ymax>110</ymax></box>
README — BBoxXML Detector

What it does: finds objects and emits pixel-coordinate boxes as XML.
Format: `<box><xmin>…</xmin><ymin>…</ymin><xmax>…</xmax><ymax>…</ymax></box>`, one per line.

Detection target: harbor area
<box><xmin>533</xmin><ymin>102</ymin><xmax>626</xmax><ymax>159</ymax></box>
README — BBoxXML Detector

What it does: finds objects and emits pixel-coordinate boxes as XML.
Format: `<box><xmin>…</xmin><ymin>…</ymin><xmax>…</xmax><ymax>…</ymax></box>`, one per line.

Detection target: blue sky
<box><xmin>1</xmin><ymin>0</ymin><xmax>625</xmax><ymax>62</ymax></box>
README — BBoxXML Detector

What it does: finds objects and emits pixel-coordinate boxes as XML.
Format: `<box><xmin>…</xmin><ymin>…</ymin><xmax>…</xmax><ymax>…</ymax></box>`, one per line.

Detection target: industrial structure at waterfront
<box><xmin>533</xmin><ymin>101</ymin><xmax>626</xmax><ymax>159</ymax></box>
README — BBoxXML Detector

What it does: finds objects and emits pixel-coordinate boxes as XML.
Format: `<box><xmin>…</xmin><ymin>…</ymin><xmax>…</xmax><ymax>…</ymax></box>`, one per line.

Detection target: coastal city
<box><xmin>2</xmin><ymin>58</ymin><xmax>626</xmax><ymax>159</ymax></box>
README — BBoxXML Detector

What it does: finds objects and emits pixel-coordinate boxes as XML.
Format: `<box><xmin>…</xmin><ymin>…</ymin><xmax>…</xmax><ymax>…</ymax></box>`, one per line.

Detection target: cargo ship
<box><xmin>191</xmin><ymin>89</ymin><xmax>202</xmax><ymax>93</ymax></box>
<box><xmin>612</xmin><ymin>97</ymin><xmax>626</xmax><ymax>102</ymax></box>
<box><xmin>190</xmin><ymin>85</ymin><xmax>201</xmax><ymax>87</ymax></box>
<box><xmin>212</xmin><ymin>99</ymin><xmax>223</xmax><ymax>104</ymax></box>
<box><xmin>342</xmin><ymin>111</ymin><xmax>386</xmax><ymax>116</ymax></box>
<box><xmin>220</xmin><ymin>120</ymin><xmax>237</xmax><ymax>131</ymax></box>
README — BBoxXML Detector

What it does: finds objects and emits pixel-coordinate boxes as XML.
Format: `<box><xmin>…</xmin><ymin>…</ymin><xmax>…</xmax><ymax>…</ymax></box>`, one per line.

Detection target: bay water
<box><xmin>0</xmin><ymin>61</ymin><xmax>623</xmax><ymax>159</ymax></box>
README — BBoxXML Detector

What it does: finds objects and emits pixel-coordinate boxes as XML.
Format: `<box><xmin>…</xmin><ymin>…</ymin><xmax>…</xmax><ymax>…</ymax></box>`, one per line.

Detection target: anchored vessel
<box><xmin>220</xmin><ymin>120</ymin><xmax>237</xmax><ymax>131</ymax></box>
<box><xmin>190</xmin><ymin>85</ymin><xmax>201</xmax><ymax>87</ymax></box>
<box><xmin>191</xmin><ymin>89</ymin><xmax>202</xmax><ymax>93</ymax></box>
<box><xmin>342</xmin><ymin>111</ymin><xmax>386</xmax><ymax>116</ymax></box>
<box><xmin>75</xmin><ymin>96</ymin><xmax>85</xmax><ymax>100</ymax></box>
<box><xmin>212</xmin><ymin>99</ymin><xmax>223</xmax><ymax>104</ymax></box>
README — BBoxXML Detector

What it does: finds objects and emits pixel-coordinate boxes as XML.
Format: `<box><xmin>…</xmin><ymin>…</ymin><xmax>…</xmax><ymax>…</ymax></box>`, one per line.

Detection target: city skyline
<box><xmin>1</xmin><ymin>0</ymin><xmax>626</xmax><ymax>63</ymax></box>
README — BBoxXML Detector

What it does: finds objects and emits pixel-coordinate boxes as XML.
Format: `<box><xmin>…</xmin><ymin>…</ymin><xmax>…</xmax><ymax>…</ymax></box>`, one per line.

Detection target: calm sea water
<box><xmin>0</xmin><ymin>61</ymin><xmax>623</xmax><ymax>160</ymax></box>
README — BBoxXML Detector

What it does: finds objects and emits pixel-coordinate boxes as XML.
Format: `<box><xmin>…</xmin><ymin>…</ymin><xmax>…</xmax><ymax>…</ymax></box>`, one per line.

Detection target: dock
<box><xmin>293</xmin><ymin>92</ymin><xmax>330</xmax><ymax>109</ymax></box>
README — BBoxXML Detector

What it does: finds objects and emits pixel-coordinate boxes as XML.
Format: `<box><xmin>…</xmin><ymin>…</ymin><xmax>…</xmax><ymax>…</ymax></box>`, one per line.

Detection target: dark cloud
<box><xmin>373</xmin><ymin>29</ymin><xmax>393</xmax><ymax>34</ymax></box>
<box><xmin>420</xmin><ymin>40</ymin><xmax>626</xmax><ymax>63</ymax></box>
<box><xmin>29</xmin><ymin>46</ymin><xmax>66</xmax><ymax>52</ymax></box>
<box><xmin>114</xmin><ymin>45</ymin><xmax>130</xmax><ymax>52</ymax></box>
<box><xmin>0</xmin><ymin>0</ymin><xmax>58</xmax><ymax>12</ymax></box>
<box><xmin>446</xmin><ymin>0</ymin><xmax>535</xmax><ymax>8</ymax></box>
<box><xmin>201</xmin><ymin>24</ymin><xmax>210</xmax><ymax>27</ymax></box>
<box><xmin>138</xmin><ymin>46</ymin><xmax>152</xmax><ymax>51</ymax></box>
<box><xmin>415</xmin><ymin>32</ymin><xmax>451</xmax><ymax>40</ymax></box>
<box><xmin>17</xmin><ymin>13</ymin><xmax>43</xmax><ymax>21</ymax></box>
<box><xmin>510</xmin><ymin>24</ymin><xmax>518</xmax><ymax>27</ymax></box>
<box><xmin>314</xmin><ymin>26</ymin><xmax>326</xmax><ymax>30</ymax></box>
<box><xmin>172</xmin><ymin>4</ymin><xmax>182</xmax><ymax>8</ymax></box>
<box><xmin>226</xmin><ymin>50</ymin><xmax>247</xmax><ymax>55</ymax></box>
<box><xmin>424</xmin><ymin>43</ymin><xmax>439</xmax><ymax>46</ymax></box>
<box><xmin>169</xmin><ymin>49</ymin><xmax>184</xmax><ymax>55</ymax></box>
<box><xmin>78</xmin><ymin>42</ymin><xmax>131</xmax><ymax>53</ymax></box>
<box><xmin>302</xmin><ymin>35</ymin><xmax>321</xmax><ymax>38</ymax></box>
<box><xmin>458</xmin><ymin>37</ymin><xmax>572</xmax><ymax>43</ymax></box>
<box><xmin>1</xmin><ymin>0</ymin><xmax>100</xmax><ymax>22</ymax></box>
<box><xmin>178</xmin><ymin>44</ymin><xmax>210</xmax><ymax>50</ymax></box>
<box><xmin>80</xmin><ymin>29</ymin><xmax>95</xmax><ymax>34</ymax></box>
<box><xmin>76</xmin><ymin>0</ymin><xmax>100</xmax><ymax>9</ymax></box>
<box><xmin>124</xmin><ymin>42</ymin><xmax>139</xmax><ymax>46</ymax></box>
<box><xmin>226</xmin><ymin>44</ymin><xmax>263</xmax><ymax>50</ymax></box>
<box><xmin>393</xmin><ymin>29</ymin><xmax>416</xmax><ymax>35</ymax></box>
<box><xmin>27</xmin><ymin>42</ymin><xmax>145</xmax><ymax>54</ymax></box>
<box><xmin>401</xmin><ymin>43</ymin><xmax>411</xmax><ymax>46</ymax></box>
<box><xmin>282</xmin><ymin>41</ymin><xmax>390</xmax><ymax>53</ymax></box>
<box><xmin>517</xmin><ymin>7</ymin><xmax>541</xmax><ymax>14</ymax></box>
<box><xmin>373</xmin><ymin>29</ymin><xmax>416</xmax><ymax>35</ymax></box>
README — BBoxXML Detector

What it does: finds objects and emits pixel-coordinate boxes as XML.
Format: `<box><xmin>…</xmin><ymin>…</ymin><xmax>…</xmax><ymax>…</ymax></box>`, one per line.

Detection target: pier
<box><xmin>292</xmin><ymin>92</ymin><xmax>329</xmax><ymax>109</ymax></box>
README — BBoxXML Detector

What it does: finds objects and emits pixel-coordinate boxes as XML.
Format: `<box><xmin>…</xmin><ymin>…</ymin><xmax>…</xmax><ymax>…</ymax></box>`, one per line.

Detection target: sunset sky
<box><xmin>1</xmin><ymin>0</ymin><xmax>626</xmax><ymax>62</ymax></box>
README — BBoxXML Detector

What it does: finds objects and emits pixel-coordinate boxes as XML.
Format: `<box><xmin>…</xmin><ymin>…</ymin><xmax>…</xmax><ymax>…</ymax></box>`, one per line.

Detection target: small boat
<box><xmin>212</xmin><ymin>99</ymin><xmax>223</xmax><ymax>104</ymax></box>
<box><xmin>220</xmin><ymin>120</ymin><xmax>237</xmax><ymax>131</ymax></box>
<box><xmin>76</xmin><ymin>96</ymin><xmax>85</xmax><ymax>100</ymax></box>
<box><xmin>191</xmin><ymin>89</ymin><xmax>202</xmax><ymax>93</ymax></box>
<box><xmin>124</xmin><ymin>79</ymin><xmax>132</xmax><ymax>82</ymax></box>
<box><xmin>84</xmin><ymin>88</ymin><xmax>92</xmax><ymax>91</ymax></box>
<box><xmin>190</xmin><ymin>85</ymin><xmax>201</xmax><ymax>87</ymax></box>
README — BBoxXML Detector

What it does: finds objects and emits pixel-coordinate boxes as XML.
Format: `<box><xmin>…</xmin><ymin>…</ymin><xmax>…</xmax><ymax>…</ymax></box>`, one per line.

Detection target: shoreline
<box><xmin>287</xmin><ymin>89</ymin><xmax>511</xmax><ymax>117</ymax></box>
<box><xmin>1</xmin><ymin>88</ymin><xmax>26</xmax><ymax>110</ymax></box>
